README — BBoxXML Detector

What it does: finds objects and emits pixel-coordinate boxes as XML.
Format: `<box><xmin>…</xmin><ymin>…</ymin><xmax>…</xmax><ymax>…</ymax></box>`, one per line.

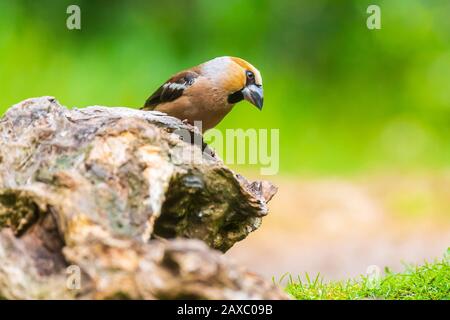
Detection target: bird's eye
<box><xmin>246</xmin><ymin>71</ymin><xmax>255</xmax><ymax>80</ymax></box>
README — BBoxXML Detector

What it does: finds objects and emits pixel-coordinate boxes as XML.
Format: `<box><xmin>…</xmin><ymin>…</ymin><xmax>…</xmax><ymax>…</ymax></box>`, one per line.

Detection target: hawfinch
<box><xmin>142</xmin><ymin>56</ymin><xmax>263</xmax><ymax>132</ymax></box>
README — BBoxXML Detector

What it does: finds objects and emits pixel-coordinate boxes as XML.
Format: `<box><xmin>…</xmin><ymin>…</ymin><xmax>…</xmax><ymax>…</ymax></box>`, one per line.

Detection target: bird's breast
<box><xmin>154</xmin><ymin>78</ymin><xmax>234</xmax><ymax>132</ymax></box>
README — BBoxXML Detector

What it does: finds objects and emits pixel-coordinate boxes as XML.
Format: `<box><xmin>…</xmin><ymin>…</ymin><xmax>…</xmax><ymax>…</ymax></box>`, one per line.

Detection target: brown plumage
<box><xmin>142</xmin><ymin>56</ymin><xmax>263</xmax><ymax>132</ymax></box>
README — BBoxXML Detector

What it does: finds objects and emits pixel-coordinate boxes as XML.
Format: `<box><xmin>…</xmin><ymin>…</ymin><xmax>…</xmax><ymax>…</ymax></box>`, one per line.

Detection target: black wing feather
<box><xmin>142</xmin><ymin>71</ymin><xmax>198</xmax><ymax>110</ymax></box>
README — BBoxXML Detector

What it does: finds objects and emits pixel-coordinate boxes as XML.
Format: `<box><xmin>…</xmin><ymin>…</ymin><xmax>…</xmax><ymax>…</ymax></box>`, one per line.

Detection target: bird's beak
<box><xmin>242</xmin><ymin>84</ymin><xmax>263</xmax><ymax>110</ymax></box>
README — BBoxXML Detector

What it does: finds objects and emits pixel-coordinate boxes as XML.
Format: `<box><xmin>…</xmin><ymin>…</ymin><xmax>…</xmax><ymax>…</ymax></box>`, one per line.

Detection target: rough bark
<box><xmin>0</xmin><ymin>97</ymin><xmax>285</xmax><ymax>299</ymax></box>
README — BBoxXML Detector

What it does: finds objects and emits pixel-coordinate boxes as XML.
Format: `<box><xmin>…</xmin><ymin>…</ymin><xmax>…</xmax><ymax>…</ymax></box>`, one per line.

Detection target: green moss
<box><xmin>0</xmin><ymin>190</ymin><xmax>40</xmax><ymax>234</ymax></box>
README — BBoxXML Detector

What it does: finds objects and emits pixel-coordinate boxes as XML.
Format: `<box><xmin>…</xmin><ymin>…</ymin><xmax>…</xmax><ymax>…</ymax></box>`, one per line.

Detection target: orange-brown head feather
<box><xmin>199</xmin><ymin>56</ymin><xmax>262</xmax><ymax>93</ymax></box>
<box><xmin>199</xmin><ymin>56</ymin><xmax>264</xmax><ymax>110</ymax></box>
<box><xmin>229</xmin><ymin>57</ymin><xmax>263</xmax><ymax>86</ymax></box>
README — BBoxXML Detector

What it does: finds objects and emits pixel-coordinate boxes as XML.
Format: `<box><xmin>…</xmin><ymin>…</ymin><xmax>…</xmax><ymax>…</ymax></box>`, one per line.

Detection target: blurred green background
<box><xmin>0</xmin><ymin>0</ymin><xmax>449</xmax><ymax>175</ymax></box>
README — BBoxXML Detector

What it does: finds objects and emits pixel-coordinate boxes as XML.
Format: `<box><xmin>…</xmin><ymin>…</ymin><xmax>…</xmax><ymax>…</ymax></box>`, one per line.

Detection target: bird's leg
<box><xmin>205</xmin><ymin>146</ymin><xmax>216</xmax><ymax>157</ymax></box>
<box><xmin>202</xmin><ymin>138</ymin><xmax>216</xmax><ymax>158</ymax></box>
<box><xmin>179</xmin><ymin>119</ymin><xmax>215</xmax><ymax>157</ymax></box>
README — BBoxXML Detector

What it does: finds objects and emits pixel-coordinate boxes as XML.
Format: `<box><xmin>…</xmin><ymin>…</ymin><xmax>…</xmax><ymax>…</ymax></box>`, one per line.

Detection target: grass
<box><xmin>284</xmin><ymin>249</ymin><xmax>450</xmax><ymax>300</ymax></box>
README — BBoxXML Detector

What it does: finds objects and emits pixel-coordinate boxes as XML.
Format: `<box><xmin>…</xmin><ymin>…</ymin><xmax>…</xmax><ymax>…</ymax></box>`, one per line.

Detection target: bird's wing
<box><xmin>142</xmin><ymin>70</ymin><xmax>199</xmax><ymax>110</ymax></box>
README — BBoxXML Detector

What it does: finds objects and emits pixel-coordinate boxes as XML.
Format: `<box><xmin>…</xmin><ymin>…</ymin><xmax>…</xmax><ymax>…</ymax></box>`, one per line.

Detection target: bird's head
<box><xmin>200</xmin><ymin>56</ymin><xmax>264</xmax><ymax>110</ymax></box>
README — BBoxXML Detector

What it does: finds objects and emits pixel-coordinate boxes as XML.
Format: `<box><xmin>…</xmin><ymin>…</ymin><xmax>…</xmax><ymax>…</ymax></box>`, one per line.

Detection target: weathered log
<box><xmin>0</xmin><ymin>97</ymin><xmax>285</xmax><ymax>299</ymax></box>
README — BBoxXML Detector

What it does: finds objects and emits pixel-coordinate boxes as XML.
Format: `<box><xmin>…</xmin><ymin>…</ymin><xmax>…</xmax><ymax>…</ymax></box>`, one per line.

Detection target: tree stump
<box><xmin>0</xmin><ymin>97</ymin><xmax>285</xmax><ymax>299</ymax></box>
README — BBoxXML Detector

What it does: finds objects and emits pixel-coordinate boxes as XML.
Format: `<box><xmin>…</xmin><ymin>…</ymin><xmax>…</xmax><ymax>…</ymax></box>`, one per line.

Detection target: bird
<box><xmin>142</xmin><ymin>56</ymin><xmax>263</xmax><ymax>132</ymax></box>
